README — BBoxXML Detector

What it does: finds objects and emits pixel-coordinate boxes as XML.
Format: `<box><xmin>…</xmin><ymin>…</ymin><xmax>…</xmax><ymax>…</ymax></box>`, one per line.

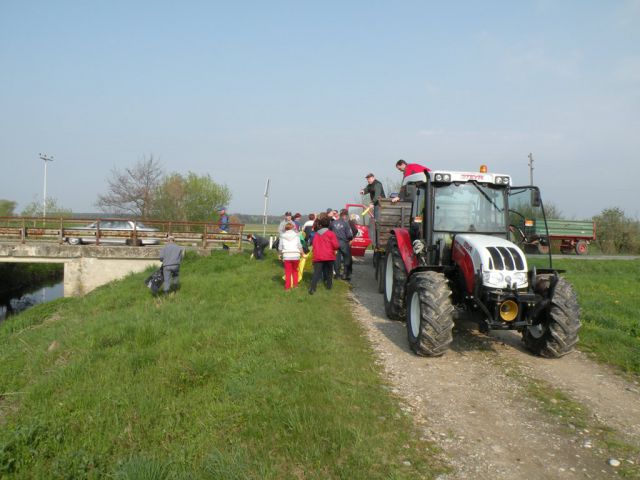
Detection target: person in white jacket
<box><xmin>278</xmin><ymin>223</ymin><xmax>305</xmax><ymax>290</ymax></box>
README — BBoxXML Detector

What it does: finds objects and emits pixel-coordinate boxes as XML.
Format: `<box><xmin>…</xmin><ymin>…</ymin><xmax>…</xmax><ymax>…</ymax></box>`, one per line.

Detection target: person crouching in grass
<box><xmin>279</xmin><ymin>222</ymin><xmax>304</xmax><ymax>290</ymax></box>
<box><xmin>308</xmin><ymin>213</ymin><xmax>339</xmax><ymax>295</ymax></box>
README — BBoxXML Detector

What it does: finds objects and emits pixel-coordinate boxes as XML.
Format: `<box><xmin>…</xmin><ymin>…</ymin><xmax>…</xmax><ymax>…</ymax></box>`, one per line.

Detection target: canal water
<box><xmin>0</xmin><ymin>281</ymin><xmax>64</xmax><ymax>323</ymax></box>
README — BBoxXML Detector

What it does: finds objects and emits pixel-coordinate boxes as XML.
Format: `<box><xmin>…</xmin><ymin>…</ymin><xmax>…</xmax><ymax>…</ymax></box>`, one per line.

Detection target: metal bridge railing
<box><xmin>0</xmin><ymin>217</ymin><xmax>245</xmax><ymax>251</ymax></box>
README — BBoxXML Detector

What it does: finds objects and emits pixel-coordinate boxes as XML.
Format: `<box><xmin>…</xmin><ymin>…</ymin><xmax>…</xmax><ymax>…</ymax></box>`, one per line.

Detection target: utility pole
<box><xmin>262</xmin><ymin>178</ymin><xmax>270</xmax><ymax>236</ymax></box>
<box><xmin>39</xmin><ymin>153</ymin><xmax>54</xmax><ymax>220</ymax></box>
<box><xmin>528</xmin><ymin>153</ymin><xmax>534</xmax><ymax>186</ymax></box>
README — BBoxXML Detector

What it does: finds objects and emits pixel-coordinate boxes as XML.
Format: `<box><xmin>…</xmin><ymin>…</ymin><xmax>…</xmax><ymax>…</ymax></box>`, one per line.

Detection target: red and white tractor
<box><xmin>375</xmin><ymin>166</ymin><xmax>581</xmax><ymax>358</ymax></box>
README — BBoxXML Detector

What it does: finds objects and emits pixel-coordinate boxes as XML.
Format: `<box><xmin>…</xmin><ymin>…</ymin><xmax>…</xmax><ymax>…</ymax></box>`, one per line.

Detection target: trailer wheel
<box><xmin>406</xmin><ymin>271</ymin><xmax>454</xmax><ymax>356</ymax></box>
<box><xmin>523</xmin><ymin>275</ymin><xmax>581</xmax><ymax>358</ymax></box>
<box><xmin>383</xmin><ymin>237</ymin><xmax>406</xmax><ymax>320</ymax></box>
<box><xmin>377</xmin><ymin>260</ymin><xmax>385</xmax><ymax>294</ymax></box>
<box><xmin>373</xmin><ymin>251</ymin><xmax>381</xmax><ymax>270</ymax></box>
<box><xmin>575</xmin><ymin>241</ymin><xmax>588</xmax><ymax>255</ymax></box>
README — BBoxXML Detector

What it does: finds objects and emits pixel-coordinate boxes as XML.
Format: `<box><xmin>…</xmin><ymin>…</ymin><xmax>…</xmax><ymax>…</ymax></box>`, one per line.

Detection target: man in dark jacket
<box><xmin>359</xmin><ymin>173</ymin><xmax>386</xmax><ymax>220</ymax></box>
<box><xmin>246</xmin><ymin>233</ymin><xmax>269</xmax><ymax>260</ymax></box>
<box><xmin>330</xmin><ymin>209</ymin><xmax>354</xmax><ymax>280</ymax></box>
<box><xmin>159</xmin><ymin>236</ymin><xmax>184</xmax><ymax>294</ymax></box>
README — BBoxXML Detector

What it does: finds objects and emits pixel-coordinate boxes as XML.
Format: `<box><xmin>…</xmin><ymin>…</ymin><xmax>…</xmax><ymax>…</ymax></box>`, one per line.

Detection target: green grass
<box><xmin>528</xmin><ymin>258</ymin><xmax>640</xmax><ymax>375</ymax></box>
<box><xmin>0</xmin><ymin>251</ymin><xmax>445</xmax><ymax>479</ymax></box>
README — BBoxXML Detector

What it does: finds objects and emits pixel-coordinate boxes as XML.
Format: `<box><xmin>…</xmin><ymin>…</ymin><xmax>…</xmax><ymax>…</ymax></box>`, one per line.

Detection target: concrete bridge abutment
<box><xmin>0</xmin><ymin>243</ymin><xmax>161</xmax><ymax>297</ymax></box>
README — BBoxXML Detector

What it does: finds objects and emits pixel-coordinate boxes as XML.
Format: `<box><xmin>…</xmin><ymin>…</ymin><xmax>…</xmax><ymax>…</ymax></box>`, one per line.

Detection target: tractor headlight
<box><xmin>483</xmin><ymin>271</ymin><xmax>504</xmax><ymax>285</ymax></box>
<box><xmin>433</xmin><ymin>173</ymin><xmax>451</xmax><ymax>182</ymax></box>
<box><xmin>495</xmin><ymin>176</ymin><xmax>510</xmax><ymax>185</ymax></box>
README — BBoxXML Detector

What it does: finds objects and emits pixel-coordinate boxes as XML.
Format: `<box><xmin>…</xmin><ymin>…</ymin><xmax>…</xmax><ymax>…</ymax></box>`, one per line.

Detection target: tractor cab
<box><xmin>398</xmin><ymin>167</ymin><xmax>552</xmax><ymax>269</ymax></box>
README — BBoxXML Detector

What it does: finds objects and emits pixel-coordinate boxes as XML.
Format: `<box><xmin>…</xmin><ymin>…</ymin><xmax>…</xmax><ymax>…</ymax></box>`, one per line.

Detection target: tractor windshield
<box><xmin>433</xmin><ymin>182</ymin><xmax>507</xmax><ymax>233</ymax></box>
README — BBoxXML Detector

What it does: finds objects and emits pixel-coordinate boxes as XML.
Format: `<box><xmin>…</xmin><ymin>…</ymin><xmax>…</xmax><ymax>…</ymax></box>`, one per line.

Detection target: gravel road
<box><xmin>349</xmin><ymin>257</ymin><xmax>640</xmax><ymax>479</ymax></box>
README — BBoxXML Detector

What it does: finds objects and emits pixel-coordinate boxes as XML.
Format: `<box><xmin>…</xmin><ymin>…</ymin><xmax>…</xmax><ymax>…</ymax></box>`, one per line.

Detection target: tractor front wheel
<box><xmin>523</xmin><ymin>275</ymin><xmax>581</xmax><ymax>358</ymax></box>
<box><xmin>383</xmin><ymin>237</ymin><xmax>407</xmax><ymax>320</ymax></box>
<box><xmin>406</xmin><ymin>271</ymin><xmax>455</xmax><ymax>356</ymax></box>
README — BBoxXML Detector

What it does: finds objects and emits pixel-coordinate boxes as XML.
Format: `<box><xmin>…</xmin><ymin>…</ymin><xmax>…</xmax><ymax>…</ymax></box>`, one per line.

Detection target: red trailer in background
<box><xmin>345</xmin><ymin>203</ymin><xmax>373</xmax><ymax>256</ymax></box>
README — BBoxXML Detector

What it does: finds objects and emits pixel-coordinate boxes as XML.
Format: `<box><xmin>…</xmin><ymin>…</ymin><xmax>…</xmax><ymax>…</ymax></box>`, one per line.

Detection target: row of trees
<box><xmin>592</xmin><ymin>208</ymin><xmax>640</xmax><ymax>254</ymax></box>
<box><xmin>97</xmin><ymin>156</ymin><xmax>231</xmax><ymax>222</ymax></box>
<box><xmin>0</xmin><ymin>198</ymin><xmax>72</xmax><ymax>218</ymax></box>
<box><xmin>1</xmin><ymin>156</ymin><xmax>231</xmax><ymax>224</ymax></box>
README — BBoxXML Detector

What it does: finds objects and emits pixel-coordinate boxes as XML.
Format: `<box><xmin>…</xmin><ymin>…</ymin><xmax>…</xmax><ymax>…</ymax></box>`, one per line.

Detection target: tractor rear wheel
<box><xmin>406</xmin><ymin>271</ymin><xmax>454</xmax><ymax>356</ymax></box>
<box><xmin>383</xmin><ymin>237</ymin><xmax>406</xmax><ymax>320</ymax></box>
<box><xmin>523</xmin><ymin>274</ymin><xmax>580</xmax><ymax>358</ymax></box>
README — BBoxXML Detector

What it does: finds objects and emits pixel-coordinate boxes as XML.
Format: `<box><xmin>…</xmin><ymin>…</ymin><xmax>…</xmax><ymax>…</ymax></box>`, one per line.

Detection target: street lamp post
<box><xmin>39</xmin><ymin>153</ymin><xmax>54</xmax><ymax>220</ymax></box>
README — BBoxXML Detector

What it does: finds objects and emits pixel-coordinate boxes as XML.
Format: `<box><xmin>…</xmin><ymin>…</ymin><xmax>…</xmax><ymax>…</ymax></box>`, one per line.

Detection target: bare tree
<box><xmin>96</xmin><ymin>155</ymin><xmax>164</xmax><ymax>218</ymax></box>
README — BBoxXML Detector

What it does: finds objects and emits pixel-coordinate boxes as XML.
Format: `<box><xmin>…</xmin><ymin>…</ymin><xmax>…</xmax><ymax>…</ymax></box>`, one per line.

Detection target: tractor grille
<box><xmin>486</xmin><ymin>246</ymin><xmax>525</xmax><ymax>271</ymax></box>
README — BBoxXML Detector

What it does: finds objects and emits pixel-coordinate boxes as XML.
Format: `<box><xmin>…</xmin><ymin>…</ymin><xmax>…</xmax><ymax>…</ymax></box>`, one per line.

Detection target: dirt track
<box><xmin>349</xmin><ymin>257</ymin><xmax>640</xmax><ymax>479</ymax></box>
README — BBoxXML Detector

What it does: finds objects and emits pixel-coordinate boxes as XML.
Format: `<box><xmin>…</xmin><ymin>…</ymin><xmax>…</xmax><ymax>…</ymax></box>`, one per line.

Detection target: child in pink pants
<box><xmin>279</xmin><ymin>223</ymin><xmax>304</xmax><ymax>289</ymax></box>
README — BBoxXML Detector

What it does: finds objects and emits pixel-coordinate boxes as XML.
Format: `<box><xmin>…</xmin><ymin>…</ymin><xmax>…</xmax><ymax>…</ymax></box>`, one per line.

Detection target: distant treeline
<box><xmin>69</xmin><ymin>213</ymin><xmax>281</xmax><ymax>225</ymax></box>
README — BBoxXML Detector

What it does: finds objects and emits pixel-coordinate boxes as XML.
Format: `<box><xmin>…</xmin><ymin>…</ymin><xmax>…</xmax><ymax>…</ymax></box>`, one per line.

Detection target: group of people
<box><xmin>157</xmin><ymin>159</ymin><xmax>429</xmax><ymax>297</ymax></box>
<box><xmin>244</xmin><ymin>159</ymin><xmax>430</xmax><ymax>293</ymax></box>
<box><xmin>245</xmin><ymin>209</ymin><xmax>359</xmax><ymax>293</ymax></box>
<box><xmin>278</xmin><ymin>209</ymin><xmax>358</xmax><ymax>295</ymax></box>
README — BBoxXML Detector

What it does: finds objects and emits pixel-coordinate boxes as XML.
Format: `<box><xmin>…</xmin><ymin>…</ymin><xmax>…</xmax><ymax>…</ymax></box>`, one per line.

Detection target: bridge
<box><xmin>0</xmin><ymin>217</ymin><xmax>246</xmax><ymax>297</ymax></box>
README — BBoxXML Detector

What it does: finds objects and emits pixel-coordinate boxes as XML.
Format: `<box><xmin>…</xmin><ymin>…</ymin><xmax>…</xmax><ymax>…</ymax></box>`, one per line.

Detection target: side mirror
<box><xmin>531</xmin><ymin>189</ymin><xmax>541</xmax><ymax>208</ymax></box>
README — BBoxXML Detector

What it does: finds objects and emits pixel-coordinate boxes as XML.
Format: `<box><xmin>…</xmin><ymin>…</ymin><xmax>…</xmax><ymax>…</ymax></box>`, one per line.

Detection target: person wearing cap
<box><xmin>278</xmin><ymin>212</ymin><xmax>297</xmax><ymax>235</ymax></box>
<box><xmin>330</xmin><ymin>209</ymin><xmax>355</xmax><ymax>280</ymax></box>
<box><xmin>217</xmin><ymin>206</ymin><xmax>229</xmax><ymax>233</ymax></box>
<box><xmin>159</xmin><ymin>235</ymin><xmax>184</xmax><ymax>294</ymax></box>
<box><xmin>359</xmin><ymin>173</ymin><xmax>386</xmax><ymax>219</ymax></box>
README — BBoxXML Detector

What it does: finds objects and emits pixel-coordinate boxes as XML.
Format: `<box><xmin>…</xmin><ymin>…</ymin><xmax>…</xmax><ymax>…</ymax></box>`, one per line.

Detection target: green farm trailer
<box><xmin>520</xmin><ymin>218</ymin><xmax>596</xmax><ymax>255</ymax></box>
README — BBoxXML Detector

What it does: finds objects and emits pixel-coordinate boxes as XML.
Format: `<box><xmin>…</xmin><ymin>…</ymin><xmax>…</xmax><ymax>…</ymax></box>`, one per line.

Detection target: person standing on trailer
<box><xmin>359</xmin><ymin>173</ymin><xmax>386</xmax><ymax>220</ymax></box>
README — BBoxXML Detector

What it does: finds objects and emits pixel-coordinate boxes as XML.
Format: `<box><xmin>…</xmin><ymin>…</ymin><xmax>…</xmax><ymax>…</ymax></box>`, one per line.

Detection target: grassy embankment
<box><xmin>0</xmin><ymin>251</ymin><xmax>445</xmax><ymax>479</ymax></box>
<box><xmin>531</xmin><ymin>258</ymin><xmax>640</xmax><ymax>375</ymax></box>
<box><xmin>556</xmin><ymin>259</ymin><xmax>640</xmax><ymax>375</ymax></box>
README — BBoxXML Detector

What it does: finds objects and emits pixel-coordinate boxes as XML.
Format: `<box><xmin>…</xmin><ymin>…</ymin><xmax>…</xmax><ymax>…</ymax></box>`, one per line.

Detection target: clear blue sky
<box><xmin>1</xmin><ymin>0</ymin><xmax>639</xmax><ymax>219</ymax></box>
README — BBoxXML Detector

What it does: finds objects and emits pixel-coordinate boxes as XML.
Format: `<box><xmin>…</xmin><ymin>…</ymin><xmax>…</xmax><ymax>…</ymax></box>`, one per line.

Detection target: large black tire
<box><xmin>406</xmin><ymin>271</ymin><xmax>455</xmax><ymax>356</ymax></box>
<box><xmin>523</xmin><ymin>275</ymin><xmax>581</xmax><ymax>358</ymax></box>
<box><xmin>383</xmin><ymin>237</ymin><xmax>407</xmax><ymax>320</ymax></box>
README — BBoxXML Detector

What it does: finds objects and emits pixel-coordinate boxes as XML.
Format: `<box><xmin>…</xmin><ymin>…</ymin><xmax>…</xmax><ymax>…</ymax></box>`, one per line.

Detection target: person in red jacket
<box><xmin>395</xmin><ymin>159</ymin><xmax>430</xmax><ymax>177</ymax></box>
<box><xmin>308</xmin><ymin>213</ymin><xmax>339</xmax><ymax>295</ymax></box>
